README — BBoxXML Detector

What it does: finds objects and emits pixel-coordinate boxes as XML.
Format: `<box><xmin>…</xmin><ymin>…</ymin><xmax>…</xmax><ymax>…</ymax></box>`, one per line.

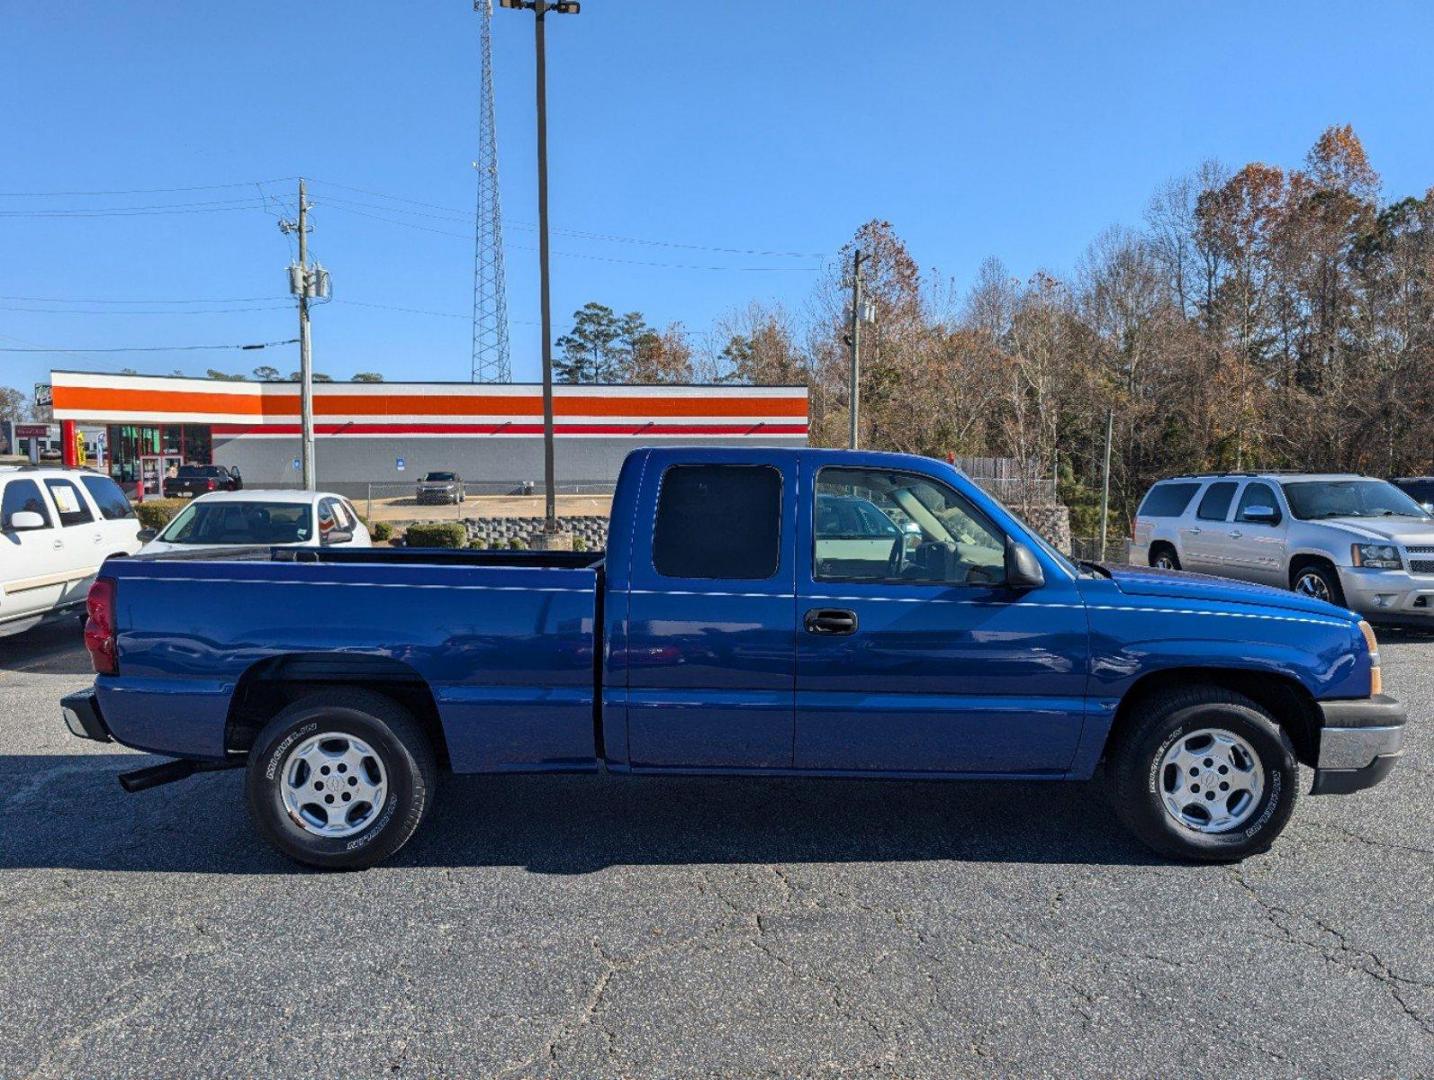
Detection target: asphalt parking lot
<box><xmin>2</xmin><ymin>620</ymin><xmax>1431</xmax><ymax>1079</ymax></box>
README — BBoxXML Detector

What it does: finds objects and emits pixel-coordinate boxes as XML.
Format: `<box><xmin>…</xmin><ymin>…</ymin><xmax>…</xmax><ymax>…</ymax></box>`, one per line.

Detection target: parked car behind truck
<box><xmin>62</xmin><ymin>448</ymin><xmax>1404</xmax><ymax>870</ymax></box>
<box><xmin>1132</xmin><ymin>472</ymin><xmax>1434</xmax><ymax>623</ymax></box>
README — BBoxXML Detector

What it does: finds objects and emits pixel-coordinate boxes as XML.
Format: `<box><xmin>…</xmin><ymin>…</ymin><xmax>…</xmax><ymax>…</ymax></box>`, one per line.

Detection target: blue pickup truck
<box><xmin>61</xmin><ymin>447</ymin><xmax>1406</xmax><ymax>869</ymax></box>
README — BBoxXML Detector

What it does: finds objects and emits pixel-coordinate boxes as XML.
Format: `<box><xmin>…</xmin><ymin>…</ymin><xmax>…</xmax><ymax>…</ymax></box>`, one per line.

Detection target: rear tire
<box><xmin>245</xmin><ymin>689</ymin><xmax>436</xmax><ymax>870</ymax></box>
<box><xmin>1149</xmin><ymin>544</ymin><xmax>1180</xmax><ymax>571</ymax></box>
<box><xmin>1110</xmin><ymin>687</ymin><xmax>1298</xmax><ymax>861</ymax></box>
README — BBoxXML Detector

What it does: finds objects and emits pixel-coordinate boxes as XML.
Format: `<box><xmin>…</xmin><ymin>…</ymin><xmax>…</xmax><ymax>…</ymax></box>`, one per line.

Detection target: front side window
<box><xmin>44</xmin><ymin>479</ymin><xmax>96</xmax><ymax>527</ymax></box>
<box><xmin>1</xmin><ymin>479</ymin><xmax>53</xmax><ymax>530</ymax></box>
<box><xmin>653</xmin><ymin>464</ymin><xmax>782</xmax><ymax>580</ymax></box>
<box><xmin>80</xmin><ymin>475</ymin><xmax>137</xmax><ymax>521</ymax></box>
<box><xmin>1197</xmin><ymin>482</ymin><xmax>1237</xmax><ymax>522</ymax></box>
<box><xmin>1235</xmin><ymin>482</ymin><xmax>1282</xmax><ymax>524</ymax></box>
<box><xmin>815</xmin><ymin>467</ymin><xmax>1006</xmax><ymax>585</ymax></box>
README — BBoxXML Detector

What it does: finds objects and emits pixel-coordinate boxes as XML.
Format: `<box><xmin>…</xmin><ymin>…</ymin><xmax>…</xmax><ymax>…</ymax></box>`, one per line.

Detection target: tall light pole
<box><xmin>500</xmin><ymin>0</ymin><xmax>579</xmax><ymax>536</ymax></box>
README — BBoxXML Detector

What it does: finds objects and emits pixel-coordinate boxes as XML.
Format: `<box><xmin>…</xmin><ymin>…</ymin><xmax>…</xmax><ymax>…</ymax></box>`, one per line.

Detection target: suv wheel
<box><xmin>246</xmin><ymin>689</ymin><xmax>437</xmax><ymax>870</ymax></box>
<box><xmin>1150</xmin><ymin>546</ymin><xmax>1180</xmax><ymax>571</ymax></box>
<box><xmin>1292</xmin><ymin>563</ymin><xmax>1346</xmax><ymax>606</ymax></box>
<box><xmin>1110</xmin><ymin>687</ymin><xmax>1298</xmax><ymax>861</ymax></box>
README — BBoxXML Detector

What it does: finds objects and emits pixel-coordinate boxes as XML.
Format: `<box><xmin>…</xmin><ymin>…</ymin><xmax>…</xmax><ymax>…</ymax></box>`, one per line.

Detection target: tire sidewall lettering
<box><xmin>266</xmin><ymin>721</ymin><xmax>318</xmax><ymax>781</ymax></box>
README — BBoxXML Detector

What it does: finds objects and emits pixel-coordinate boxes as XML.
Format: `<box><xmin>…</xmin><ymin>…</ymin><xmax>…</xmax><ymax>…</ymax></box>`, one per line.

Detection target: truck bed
<box><xmin>97</xmin><ymin>547</ymin><xmax>603</xmax><ymax>771</ymax></box>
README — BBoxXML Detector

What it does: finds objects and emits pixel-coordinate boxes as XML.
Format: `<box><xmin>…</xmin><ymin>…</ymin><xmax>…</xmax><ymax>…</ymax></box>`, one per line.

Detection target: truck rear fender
<box><xmin>225</xmin><ymin>653</ymin><xmax>450</xmax><ymax>768</ymax></box>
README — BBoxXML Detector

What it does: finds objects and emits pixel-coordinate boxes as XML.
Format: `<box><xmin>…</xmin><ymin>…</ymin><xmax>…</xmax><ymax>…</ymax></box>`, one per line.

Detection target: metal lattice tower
<box><xmin>471</xmin><ymin>0</ymin><xmax>511</xmax><ymax>383</ymax></box>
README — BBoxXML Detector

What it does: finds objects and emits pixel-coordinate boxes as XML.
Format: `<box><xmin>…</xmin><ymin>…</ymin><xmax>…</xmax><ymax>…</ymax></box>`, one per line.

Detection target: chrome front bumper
<box><xmin>1311</xmin><ymin>694</ymin><xmax>1407</xmax><ymax>795</ymax></box>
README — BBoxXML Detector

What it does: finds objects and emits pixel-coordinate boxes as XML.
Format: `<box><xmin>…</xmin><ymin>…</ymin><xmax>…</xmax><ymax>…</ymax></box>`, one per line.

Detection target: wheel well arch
<box><xmin>1288</xmin><ymin>551</ymin><xmax>1338</xmax><ymax>587</ymax></box>
<box><xmin>225</xmin><ymin>653</ymin><xmax>450</xmax><ymax>768</ymax></box>
<box><xmin>1103</xmin><ymin>666</ymin><xmax>1322</xmax><ymax>768</ymax></box>
<box><xmin>1147</xmin><ymin>539</ymin><xmax>1178</xmax><ymax>562</ymax></box>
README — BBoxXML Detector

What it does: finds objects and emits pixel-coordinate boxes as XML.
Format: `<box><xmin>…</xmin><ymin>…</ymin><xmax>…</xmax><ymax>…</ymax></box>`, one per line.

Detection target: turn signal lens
<box><xmin>1357</xmin><ymin>620</ymin><xmax>1382</xmax><ymax>696</ymax></box>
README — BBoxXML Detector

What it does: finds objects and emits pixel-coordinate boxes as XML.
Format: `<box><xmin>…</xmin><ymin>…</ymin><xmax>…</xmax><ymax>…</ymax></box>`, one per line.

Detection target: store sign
<box><xmin>15</xmin><ymin>424</ymin><xmax>49</xmax><ymax>438</ymax></box>
<box><xmin>396</xmin><ymin>457</ymin><xmax>405</xmax><ymax>472</ymax></box>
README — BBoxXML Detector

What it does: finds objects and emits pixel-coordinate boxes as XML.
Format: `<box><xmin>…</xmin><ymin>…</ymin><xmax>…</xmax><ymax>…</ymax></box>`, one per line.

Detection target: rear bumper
<box><xmin>61</xmin><ymin>688</ymin><xmax>112</xmax><ymax>743</ymax></box>
<box><xmin>1311</xmin><ymin>694</ymin><xmax>1406</xmax><ymax>795</ymax></box>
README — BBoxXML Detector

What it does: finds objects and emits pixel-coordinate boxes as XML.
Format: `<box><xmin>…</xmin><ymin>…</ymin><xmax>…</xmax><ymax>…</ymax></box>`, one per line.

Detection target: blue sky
<box><xmin>4</xmin><ymin>0</ymin><xmax>1433</xmax><ymax>395</ymax></box>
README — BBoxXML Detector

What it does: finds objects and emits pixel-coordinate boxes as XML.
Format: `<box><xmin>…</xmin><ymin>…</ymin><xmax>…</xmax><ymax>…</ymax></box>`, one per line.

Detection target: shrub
<box><xmin>572</xmin><ymin>536</ymin><xmax>587</xmax><ymax>552</ymax></box>
<box><xmin>508</xmin><ymin>537</ymin><xmax>527</xmax><ymax>550</ymax></box>
<box><xmin>133</xmin><ymin>499</ymin><xmax>188</xmax><ymax>531</ymax></box>
<box><xmin>404</xmin><ymin>522</ymin><xmax>467</xmax><ymax>549</ymax></box>
<box><xmin>370</xmin><ymin>520</ymin><xmax>393</xmax><ymax>542</ymax></box>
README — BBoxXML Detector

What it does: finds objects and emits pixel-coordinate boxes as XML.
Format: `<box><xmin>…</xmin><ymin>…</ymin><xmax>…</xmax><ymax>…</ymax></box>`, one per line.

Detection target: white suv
<box><xmin>1131</xmin><ymin>472</ymin><xmax>1434</xmax><ymax>623</ymax></box>
<box><xmin>0</xmin><ymin>466</ymin><xmax>143</xmax><ymax>637</ymax></box>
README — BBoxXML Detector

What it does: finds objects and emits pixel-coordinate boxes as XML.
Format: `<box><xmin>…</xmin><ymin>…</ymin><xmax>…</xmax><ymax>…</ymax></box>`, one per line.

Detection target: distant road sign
<box><xmin>33</xmin><ymin>384</ymin><xmax>52</xmax><ymax>407</ymax></box>
<box><xmin>396</xmin><ymin>457</ymin><xmax>405</xmax><ymax>471</ymax></box>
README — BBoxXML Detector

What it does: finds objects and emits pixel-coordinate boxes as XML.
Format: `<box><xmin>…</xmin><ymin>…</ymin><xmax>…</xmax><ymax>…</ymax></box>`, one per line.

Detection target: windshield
<box><xmin>157</xmin><ymin>501</ymin><xmax>314</xmax><ymax>545</ymax></box>
<box><xmin>423</xmin><ymin>472</ymin><xmax>456</xmax><ymax>482</ymax></box>
<box><xmin>1281</xmin><ymin>480</ymin><xmax>1431</xmax><ymax>521</ymax></box>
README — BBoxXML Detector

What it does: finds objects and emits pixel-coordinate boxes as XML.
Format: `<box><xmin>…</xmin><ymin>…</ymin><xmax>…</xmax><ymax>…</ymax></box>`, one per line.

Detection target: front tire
<box><xmin>1292</xmin><ymin>562</ymin><xmax>1346</xmax><ymax>607</ymax></box>
<box><xmin>1110</xmin><ymin>687</ymin><xmax>1298</xmax><ymax>861</ymax></box>
<box><xmin>246</xmin><ymin>689</ymin><xmax>436</xmax><ymax>870</ymax></box>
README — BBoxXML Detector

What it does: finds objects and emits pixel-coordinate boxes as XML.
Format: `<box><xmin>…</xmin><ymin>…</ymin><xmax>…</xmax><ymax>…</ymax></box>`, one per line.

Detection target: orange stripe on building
<box><xmin>51</xmin><ymin>385</ymin><xmax>808</xmax><ymax>419</ymax></box>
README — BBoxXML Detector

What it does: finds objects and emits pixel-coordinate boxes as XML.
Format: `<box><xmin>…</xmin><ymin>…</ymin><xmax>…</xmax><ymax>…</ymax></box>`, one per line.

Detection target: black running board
<box><xmin>118</xmin><ymin>757</ymin><xmax>243</xmax><ymax>793</ymax></box>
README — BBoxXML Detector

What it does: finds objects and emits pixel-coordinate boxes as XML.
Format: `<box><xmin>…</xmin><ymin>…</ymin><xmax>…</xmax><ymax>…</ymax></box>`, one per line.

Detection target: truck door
<box><xmin>622</xmin><ymin>451</ymin><xmax>798</xmax><ymax>769</ymax></box>
<box><xmin>794</xmin><ymin>462</ymin><xmax>1089</xmax><ymax>775</ymax></box>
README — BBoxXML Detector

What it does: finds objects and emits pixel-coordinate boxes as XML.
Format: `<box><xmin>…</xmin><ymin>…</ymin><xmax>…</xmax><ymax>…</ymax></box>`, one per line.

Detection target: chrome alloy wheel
<box><xmin>1157</xmin><ymin>728</ymin><xmax>1265</xmax><ymax>833</ymax></box>
<box><xmin>279</xmin><ymin>732</ymin><xmax>387</xmax><ymax>839</ymax></box>
<box><xmin>1294</xmin><ymin>570</ymin><xmax>1332</xmax><ymax>601</ymax></box>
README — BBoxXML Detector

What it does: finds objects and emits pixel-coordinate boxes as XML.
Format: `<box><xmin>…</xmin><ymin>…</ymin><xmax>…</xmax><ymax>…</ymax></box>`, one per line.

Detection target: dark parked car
<box><xmin>416</xmin><ymin>471</ymin><xmax>465</xmax><ymax>505</ymax></box>
<box><xmin>1392</xmin><ymin>477</ymin><xmax>1434</xmax><ymax>512</ymax></box>
<box><xmin>164</xmin><ymin>464</ymin><xmax>242</xmax><ymax>499</ymax></box>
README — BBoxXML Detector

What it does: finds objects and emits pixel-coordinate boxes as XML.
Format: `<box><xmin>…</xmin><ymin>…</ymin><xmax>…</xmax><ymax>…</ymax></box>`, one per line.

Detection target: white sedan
<box><xmin>140</xmin><ymin>490</ymin><xmax>371</xmax><ymax>555</ymax></box>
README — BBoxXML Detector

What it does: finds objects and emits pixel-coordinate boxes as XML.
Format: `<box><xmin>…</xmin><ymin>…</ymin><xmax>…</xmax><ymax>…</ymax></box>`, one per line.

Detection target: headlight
<box><xmin>1351</xmin><ymin>543</ymin><xmax>1402</xmax><ymax>569</ymax></box>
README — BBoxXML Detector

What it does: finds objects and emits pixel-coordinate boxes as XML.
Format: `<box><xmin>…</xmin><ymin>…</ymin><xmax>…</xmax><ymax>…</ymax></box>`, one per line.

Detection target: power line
<box><xmin>0</xmin><ymin>294</ymin><xmax>288</xmax><ymax>304</ymax></box>
<box><xmin>0</xmin><ymin>303</ymin><xmax>292</xmax><ymax>315</ymax></box>
<box><xmin>0</xmin><ymin>339</ymin><xmax>299</xmax><ymax>353</ymax></box>
<box><xmin>0</xmin><ymin>199</ymin><xmax>268</xmax><ymax>218</ymax></box>
<box><xmin>309</xmin><ymin>182</ymin><xmax>827</xmax><ymax>258</ymax></box>
<box><xmin>324</xmin><ymin>203</ymin><xmax>823</xmax><ymax>271</ymax></box>
<box><xmin>0</xmin><ymin>178</ymin><xmax>295</xmax><ymax>197</ymax></box>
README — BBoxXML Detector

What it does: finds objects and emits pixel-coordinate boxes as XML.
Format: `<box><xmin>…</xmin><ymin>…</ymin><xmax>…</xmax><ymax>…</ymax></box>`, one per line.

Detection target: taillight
<box><xmin>206</xmin><ymin>479</ymin><xmax>217</xmax><ymax>491</ymax></box>
<box><xmin>84</xmin><ymin>578</ymin><xmax>118</xmax><ymax>675</ymax></box>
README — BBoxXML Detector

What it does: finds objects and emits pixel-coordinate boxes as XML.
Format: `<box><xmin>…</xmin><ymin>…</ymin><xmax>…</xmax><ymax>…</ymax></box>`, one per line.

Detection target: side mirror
<box><xmin>1004</xmin><ymin>540</ymin><xmax>1045</xmax><ymax>590</ymax></box>
<box><xmin>1423</xmin><ymin>502</ymin><xmax>1434</xmax><ymax>516</ymax></box>
<box><xmin>6</xmin><ymin>511</ymin><xmax>46</xmax><ymax>531</ymax></box>
<box><xmin>136</xmin><ymin>528</ymin><xmax>158</xmax><ymax>543</ymax></box>
<box><xmin>1242</xmin><ymin>505</ymin><xmax>1279</xmax><ymax>524</ymax></box>
<box><xmin>323</xmin><ymin>529</ymin><xmax>353</xmax><ymax>546</ymax></box>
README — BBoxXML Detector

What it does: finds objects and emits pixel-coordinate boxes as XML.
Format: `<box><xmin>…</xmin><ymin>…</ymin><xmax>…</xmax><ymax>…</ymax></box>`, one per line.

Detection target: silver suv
<box><xmin>1131</xmin><ymin>472</ymin><xmax>1434</xmax><ymax>622</ymax></box>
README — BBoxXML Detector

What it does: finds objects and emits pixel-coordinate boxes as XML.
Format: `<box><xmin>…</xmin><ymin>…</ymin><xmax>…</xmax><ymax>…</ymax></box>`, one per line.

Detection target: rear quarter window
<box><xmin>80</xmin><ymin>475</ymin><xmax>136</xmax><ymax>520</ymax></box>
<box><xmin>653</xmin><ymin>464</ymin><xmax>782</xmax><ymax>580</ymax></box>
<box><xmin>1138</xmin><ymin>482</ymin><xmax>1201</xmax><ymax>518</ymax></box>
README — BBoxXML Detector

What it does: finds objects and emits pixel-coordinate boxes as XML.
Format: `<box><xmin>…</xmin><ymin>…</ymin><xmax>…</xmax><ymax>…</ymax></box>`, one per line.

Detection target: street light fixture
<box><xmin>500</xmin><ymin>0</ymin><xmax>580</xmax><ymax>540</ymax></box>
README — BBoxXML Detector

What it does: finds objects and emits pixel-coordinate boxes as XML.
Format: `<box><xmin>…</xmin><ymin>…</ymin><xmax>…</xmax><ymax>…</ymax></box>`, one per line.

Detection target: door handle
<box><xmin>804</xmin><ymin>608</ymin><xmax>858</xmax><ymax>635</ymax></box>
<box><xmin>1228</xmin><ymin>529</ymin><xmax>1242</xmax><ymax>539</ymax></box>
<box><xmin>1188</xmin><ymin>527</ymin><xmax>1202</xmax><ymax>535</ymax></box>
<box><xmin>52</xmin><ymin>539</ymin><xmax>64</xmax><ymax>550</ymax></box>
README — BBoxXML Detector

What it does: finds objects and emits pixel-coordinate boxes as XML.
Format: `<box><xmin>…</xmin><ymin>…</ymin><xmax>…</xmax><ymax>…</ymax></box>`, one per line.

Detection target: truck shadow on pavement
<box><xmin>0</xmin><ymin>753</ymin><xmax>1163</xmax><ymax>874</ymax></box>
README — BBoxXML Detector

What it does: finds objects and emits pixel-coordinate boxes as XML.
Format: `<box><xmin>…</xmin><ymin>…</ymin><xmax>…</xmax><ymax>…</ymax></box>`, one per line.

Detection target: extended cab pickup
<box><xmin>61</xmin><ymin>447</ymin><xmax>1406</xmax><ymax>869</ymax></box>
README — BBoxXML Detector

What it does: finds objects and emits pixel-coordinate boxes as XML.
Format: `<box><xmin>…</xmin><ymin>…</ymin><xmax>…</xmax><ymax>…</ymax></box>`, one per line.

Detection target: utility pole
<box><xmin>847</xmin><ymin>248</ymin><xmax>866</xmax><ymax>450</ymax></box>
<box><xmin>500</xmin><ymin>0</ymin><xmax>580</xmax><ymax>537</ymax></box>
<box><xmin>1098</xmin><ymin>407</ymin><xmax>1114</xmax><ymax>561</ymax></box>
<box><xmin>297</xmin><ymin>178</ymin><xmax>315</xmax><ymax>491</ymax></box>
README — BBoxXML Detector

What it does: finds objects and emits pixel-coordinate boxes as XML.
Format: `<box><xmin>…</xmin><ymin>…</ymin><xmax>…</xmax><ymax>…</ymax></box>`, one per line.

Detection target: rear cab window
<box><xmin>1138</xmin><ymin>482</ymin><xmax>1201</xmax><ymax>518</ymax></box>
<box><xmin>1196</xmin><ymin>482</ymin><xmax>1238</xmax><ymax>522</ymax></box>
<box><xmin>652</xmin><ymin>464</ymin><xmax>782</xmax><ymax>580</ymax></box>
